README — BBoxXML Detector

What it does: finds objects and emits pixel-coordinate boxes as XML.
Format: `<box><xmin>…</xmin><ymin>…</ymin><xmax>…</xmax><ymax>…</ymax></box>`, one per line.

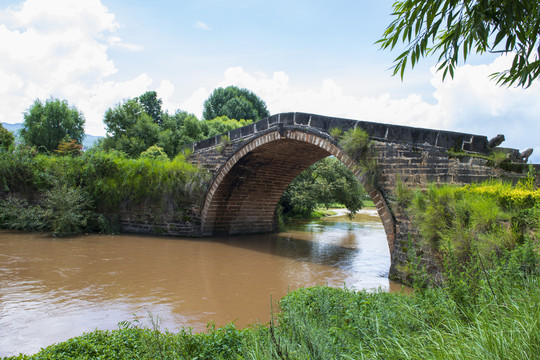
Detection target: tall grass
<box><xmin>81</xmin><ymin>150</ymin><xmax>210</xmax><ymax>212</ymax></box>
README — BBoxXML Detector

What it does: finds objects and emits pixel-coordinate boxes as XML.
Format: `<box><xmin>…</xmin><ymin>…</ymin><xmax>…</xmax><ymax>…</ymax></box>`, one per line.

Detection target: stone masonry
<box><xmin>124</xmin><ymin>112</ymin><xmax>539</xmax><ymax>282</ymax></box>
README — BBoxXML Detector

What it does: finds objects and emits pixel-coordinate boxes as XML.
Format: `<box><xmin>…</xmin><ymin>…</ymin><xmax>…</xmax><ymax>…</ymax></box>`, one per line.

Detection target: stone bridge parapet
<box><xmin>120</xmin><ymin>112</ymin><xmax>538</xmax><ymax>283</ymax></box>
<box><xmin>191</xmin><ymin>112</ymin><xmax>491</xmax><ymax>160</ymax></box>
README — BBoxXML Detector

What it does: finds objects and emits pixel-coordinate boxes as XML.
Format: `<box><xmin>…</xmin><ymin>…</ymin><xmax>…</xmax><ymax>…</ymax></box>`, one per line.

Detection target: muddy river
<box><xmin>0</xmin><ymin>209</ymin><xmax>403</xmax><ymax>357</ymax></box>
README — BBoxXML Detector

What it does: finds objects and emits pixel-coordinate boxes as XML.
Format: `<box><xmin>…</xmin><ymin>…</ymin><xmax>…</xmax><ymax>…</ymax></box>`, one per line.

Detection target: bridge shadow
<box><xmin>208</xmin><ymin>214</ymin><xmax>389</xmax><ymax>276</ymax></box>
<box><xmin>214</xmin><ymin>233</ymin><xmax>358</xmax><ymax>272</ymax></box>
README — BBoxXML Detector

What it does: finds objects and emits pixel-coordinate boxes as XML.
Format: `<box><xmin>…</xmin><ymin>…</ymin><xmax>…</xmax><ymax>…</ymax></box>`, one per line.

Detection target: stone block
<box><xmin>278</xmin><ymin>112</ymin><xmax>295</xmax><ymax>125</ymax></box>
<box><xmin>229</xmin><ymin>127</ymin><xmax>242</xmax><ymax>141</ymax></box>
<box><xmin>468</xmin><ymin>135</ymin><xmax>489</xmax><ymax>153</ymax></box>
<box><xmin>255</xmin><ymin>118</ymin><xmax>269</xmax><ymax>131</ymax></box>
<box><xmin>240</xmin><ymin>123</ymin><xmax>256</xmax><ymax>137</ymax></box>
<box><xmin>357</xmin><ymin>121</ymin><xmax>387</xmax><ymax>139</ymax></box>
<box><xmin>435</xmin><ymin>131</ymin><xmax>468</xmax><ymax>150</ymax></box>
<box><xmin>267</xmin><ymin>114</ymin><xmax>280</xmax><ymax>125</ymax></box>
<box><xmin>309</xmin><ymin>114</ymin><xmax>330</xmax><ymax>130</ymax></box>
<box><xmin>194</xmin><ymin>136</ymin><xmax>216</xmax><ymax>151</ymax></box>
<box><xmin>329</xmin><ymin>118</ymin><xmax>356</xmax><ymax>133</ymax></box>
<box><xmin>294</xmin><ymin>112</ymin><xmax>311</xmax><ymax>125</ymax></box>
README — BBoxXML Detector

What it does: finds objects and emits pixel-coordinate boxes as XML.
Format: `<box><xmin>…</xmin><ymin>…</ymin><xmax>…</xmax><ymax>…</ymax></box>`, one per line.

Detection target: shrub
<box><xmin>0</xmin><ymin>149</ymin><xmax>211</xmax><ymax>235</ymax></box>
<box><xmin>43</xmin><ymin>183</ymin><xmax>94</xmax><ymax>237</ymax></box>
<box><xmin>0</xmin><ymin>196</ymin><xmax>47</xmax><ymax>231</ymax></box>
<box><xmin>0</xmin><ymin>145</ymin><xmax>46</xmax><ymax>196</ymax></box>
<box><xmin>216</xmin><ymin>134</ymin><xmax>231</xmax><ymax>154</ymax></box>
<box><xmin>0</xmin><ymin>123</ymin><xmax>15</xmax><ymax>150</ymax></box>
<box><xmin>339</xmin><ymin>128</ymin><xmax>377</xmax><ymax>184</ymax></box>
<box><xmin>140</xmin><ymin>145</ymin><xmax>169</xmax><ymax>160</ymax></box>
<box><xmin>329</xmin><ymin>127</ymin><xmax>342</xmax><ymax>140</ymax></box>
<box><xmin>407</xmin><ymin>181</ymin><xmax>539</xmax><ymax>306</ymax></box>
<box><xmin>54</xmin><ymin>139</ymin><xmax>83</xmax><ymax>156</ymax></box>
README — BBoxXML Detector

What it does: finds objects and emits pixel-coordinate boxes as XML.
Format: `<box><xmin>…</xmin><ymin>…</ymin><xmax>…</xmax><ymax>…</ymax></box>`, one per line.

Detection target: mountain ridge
<box><xmin>1</xmin><ymin>122</ymin><xmax>102</xmax><ymax>149</ymax></box>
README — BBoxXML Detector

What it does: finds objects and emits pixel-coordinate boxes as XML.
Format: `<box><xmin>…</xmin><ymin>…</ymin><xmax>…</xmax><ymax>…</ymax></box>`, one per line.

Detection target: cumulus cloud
<box><xmin>0</xmin><ymin>0</ymin><xmax>157</xmax><ymax>135</ymax></box>
<box><xmin>195</xmin><ymin>21</ymin><xmax>210</xmax><ymax>31</ymax></box>
<box><xmin>1</xmin><ymin>0</ymin><xmax>538</xmax><ymax>163</ymax></box>
<box><xmin>182</xmin><ymin>62</ymin><xmax>540</xmax><ymax>163</ymax></box>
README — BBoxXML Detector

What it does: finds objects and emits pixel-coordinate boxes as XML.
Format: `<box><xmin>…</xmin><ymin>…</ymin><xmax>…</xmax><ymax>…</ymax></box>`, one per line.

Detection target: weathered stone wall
<box><xmin>371</xmin><ymin>140</ymin><xmax>535</xmax><ymax>281</ymax></box>
<box><xmin>116</xmin><ymin>203</ymin><xmax>202</xmax><ymax>237</ymax></box>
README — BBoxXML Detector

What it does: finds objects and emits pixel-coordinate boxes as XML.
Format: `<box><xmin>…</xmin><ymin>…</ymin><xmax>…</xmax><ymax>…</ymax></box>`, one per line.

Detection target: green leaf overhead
<box><xmin>378</xmin><ymin>0</ymin><xmax>540</xmax><ymax>87</ymax></box>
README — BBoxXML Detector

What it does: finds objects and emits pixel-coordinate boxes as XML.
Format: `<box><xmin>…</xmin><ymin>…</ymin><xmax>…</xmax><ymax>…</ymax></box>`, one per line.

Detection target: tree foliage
<box><xmin>20</xmin><ymin>98</ymin><xmax>85</xmax><ymax>152</ymax></box>
<box><xmin>137</xmin><ymin>91</ymin><xmax>163</xmax><ymax>125</ymax></box>
<box><xmin>0</xmin><ymin>123</ymin><xmax>15</xmax><ymax>150</ymax></box>
<box><xmin>101</xmin><ymin>92</ymin><xmax>252</xmax><ymax>158</ymax></box>
<box><xmin>102</xmin><ymin>99</ymin><xmax>160</xmax><ymax>157</ymax></box>
<box><xmin>55</xmin><ymin>139</ymin><xmax>83</xmax><ymax>156</ymax></box>
<box><xmin>202</xmin><ymin>86</ymin><xmax>270</xmax><ymax>121</ymax></box>
<box><xmin>280</xmin><ymin>157</ymin><xmax>365</xmax><ymax>217</ymax></box>
<box><xmin>378</xmin><ymin>0</ymin><xmax>540</xmax><ymax>87</ymax></box>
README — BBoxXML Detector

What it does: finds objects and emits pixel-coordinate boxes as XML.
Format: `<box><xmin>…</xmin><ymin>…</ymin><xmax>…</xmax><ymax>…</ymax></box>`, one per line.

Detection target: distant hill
<box><xmin>1</xmin><ymin>122</ymin><xmax>22</xmax><ymax>134</ymax></box>
<box><xmin>82</xmin><ymin>134</ymin><xmax>102</xmax><ymax>149</ymax></box>
<box><xmin>1</xmin><ymin>122</ymin><xmax>103</xmax><ymax>149</ymax></box>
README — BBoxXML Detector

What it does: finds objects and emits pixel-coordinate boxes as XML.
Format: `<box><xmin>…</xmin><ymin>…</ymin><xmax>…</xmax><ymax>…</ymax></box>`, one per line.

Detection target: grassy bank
<box><xmin>282</xmin><ymin>198</ymin><xmax>376</xmax><ymax>222</ymax></box>
<box><xmin>5</xmin><ymin>268</ymin><xmax>538</xmax><ymax>359</ymax></box>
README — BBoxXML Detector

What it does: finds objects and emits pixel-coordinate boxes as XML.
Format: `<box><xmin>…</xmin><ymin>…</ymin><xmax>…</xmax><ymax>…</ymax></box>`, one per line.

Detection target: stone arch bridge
<box><xmin>121</xmin><ymin>112</ymin><xmax>538</xmax><ymax>281</ymax></box>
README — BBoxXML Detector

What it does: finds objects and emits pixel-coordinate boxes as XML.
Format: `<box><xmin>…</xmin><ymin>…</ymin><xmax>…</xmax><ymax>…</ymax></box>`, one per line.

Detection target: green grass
<box><xmin>0</xmin><ymin>148</ymin><xmax>211</xmax><ymax>235</ymax></box>
<box><xmin>363</xmin><ymin>199</ymin><xmax>375</xmax><ymax>208</ymax></box>
<box><xmin>6</xmin><ymin>273</ymin><xmax>538</xmax><ymax>360</ymax></box>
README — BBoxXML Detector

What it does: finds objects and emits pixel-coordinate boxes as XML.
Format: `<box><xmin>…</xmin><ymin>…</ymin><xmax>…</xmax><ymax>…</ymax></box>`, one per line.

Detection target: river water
<box><xmin>0</xmin><ymin>209</ymin><xmax>402</xmax><ymax>357</ymax></box>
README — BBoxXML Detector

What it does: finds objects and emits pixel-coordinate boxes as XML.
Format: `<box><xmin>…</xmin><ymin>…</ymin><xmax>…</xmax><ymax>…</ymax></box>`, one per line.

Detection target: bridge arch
<box><xmin>200</xmin><ymin>128</ymin><xmax>396</xmax><ymax>251</ymax></box>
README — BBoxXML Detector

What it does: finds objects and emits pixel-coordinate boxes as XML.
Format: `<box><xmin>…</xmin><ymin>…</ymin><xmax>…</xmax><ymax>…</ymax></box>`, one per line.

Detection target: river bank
<box><xmin>4</xmin><ymin>271</ymin><xmax>538</xmax><ymax>359</ymax></box>
<box><xmin>0</xmin><ymin>210</ymin><xmax>396</xmax><ymax>357</ymax></box>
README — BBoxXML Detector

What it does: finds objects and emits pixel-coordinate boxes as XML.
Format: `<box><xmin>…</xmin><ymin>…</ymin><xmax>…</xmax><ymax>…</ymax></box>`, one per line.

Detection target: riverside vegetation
<box><xmin>0</xmin><ymin>147</ymin><xmax>211</xmax><ymax>236</ymax></box>
<box><xmin>3</xmin><ymin>177</ymin><xmax>538</xmax><ymax>359</ymax></box>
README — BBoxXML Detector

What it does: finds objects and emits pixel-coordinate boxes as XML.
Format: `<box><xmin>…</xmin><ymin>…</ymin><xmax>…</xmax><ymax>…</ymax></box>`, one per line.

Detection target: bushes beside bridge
<box><xmin>400</xmin><ymin>177</ymin><xmax>539</xmax><ymax>294</ymax></box>
<box><xmin>0</xmin><ymin>147</ymin><xmax>210</xmax><ymax>236</ymax></box>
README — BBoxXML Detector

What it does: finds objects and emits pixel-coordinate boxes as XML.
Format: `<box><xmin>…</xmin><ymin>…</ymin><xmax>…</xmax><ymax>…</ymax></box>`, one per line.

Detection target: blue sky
<box><xmin>0</xmin><ymin>0</ymin><xmax>538</xmax><ymax>162</ymax></box>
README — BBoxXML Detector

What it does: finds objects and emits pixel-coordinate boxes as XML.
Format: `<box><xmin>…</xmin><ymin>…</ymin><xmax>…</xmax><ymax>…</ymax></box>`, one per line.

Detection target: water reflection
<box><xmin>0</xmin><ymin>209</ymin><xmax>402</xmax><ymax>357</ymax></box>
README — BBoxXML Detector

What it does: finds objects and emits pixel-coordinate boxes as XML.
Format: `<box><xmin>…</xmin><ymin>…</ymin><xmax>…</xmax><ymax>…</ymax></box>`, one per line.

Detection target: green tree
<box><xmin>20</xmin><ymin>98</ymin><xmax>85</xmax><ymax>152</ymax></box>
<box><xmin>280</xmin><ymin>157</ymin><xmax>365</xmax><ymax>217</ymax></box>
<box><xmin>202</xmin><ymin>86</ymin><xmax>270</xmax><ymax>121</ymax></box>
<box><xmin>137</xmin><ymin>91</ymin><xmax>163</xmax><ymax>125</ymax></box>
<box><xmin>102</xmin><ymin>99</ymin><xmax>159</xmax><ymax>157</ymax></box>
<box><xmin>378</xmin><ymin>0</ymin><xmax>540</xmax><ymax>87</ymax></box>
<box><xmin>0</xmin><ymin>123</ymin><xmax>15</xmax><ymax>150</ymax></box>
<box><xmin>157</xmin><ymin>110</ymin><xmax>202</xmax><ymax>157</ymax></box>
<box><xmin>101</xmin><ymin>92</ymin><xmax>253</xmax><ymax>158</ymax></box>
<box><xmin>205</xmin><ymin>116</ymin><xmax>252</xmax><ymax>137</ymax></box>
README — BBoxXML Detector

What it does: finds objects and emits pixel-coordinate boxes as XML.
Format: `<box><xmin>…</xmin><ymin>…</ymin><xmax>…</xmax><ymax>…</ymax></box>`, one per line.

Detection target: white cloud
<box><xmin>180</xmin><ymin>87</ymin><xmax>211</xmax><ymax>116</ymax></box>
<box><xmin>195</xmin><ymin>21</ymin><xmax>210</xmax><ymax>31</ymax></box>
<box><xmin>157</xmin><ymin>80</ymin><xmax>177</xmax><ymax>112</ymax></box>
<box><xmin>1</xmin><ymin>0</ymin><xmax>537</xmax><ymax>163</ymax></box>
<box><xmin>0</xmin><ymin>0</ymin><xmax>156</xmax><ymax>136</ymax></box>
<box><xmin>182</xmin><ymin>62</ymin><xmax>540</xmax><ymax>163</ymax></box>
<box><xmin>108</xmin><ymin>36</ymin><xmax>144</xmax><ymax>52</ymax></box>
<box><xmin>77</xmin><ymin>73</ymin><xmax>154</xmax><ymax>135</ymax></box>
